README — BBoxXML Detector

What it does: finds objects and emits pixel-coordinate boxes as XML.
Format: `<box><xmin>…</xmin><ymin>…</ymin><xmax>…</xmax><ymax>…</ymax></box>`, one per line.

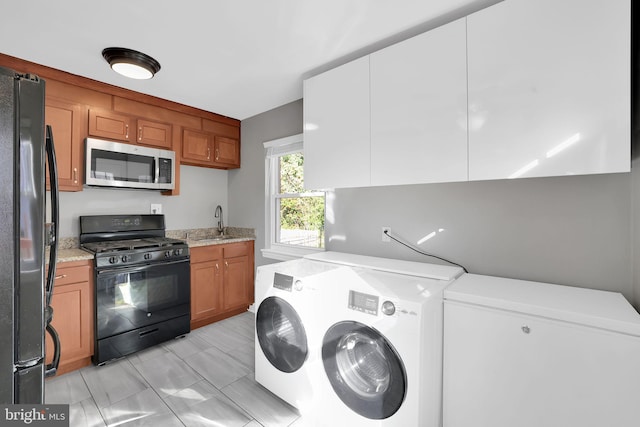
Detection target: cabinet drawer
<box><xmin>190</xmin><ymin>245</ymin><xmax>222</xmax><ymax>263</ymax></box>
<box><xmin>55</xmin><ymin>265</ymin><xmax>91</xmax><ymax>286</ymax></box>
<box><xmin>223</xmin><ymin>242</ymin><xmax>248</xmax><ymax>258</ymax></box>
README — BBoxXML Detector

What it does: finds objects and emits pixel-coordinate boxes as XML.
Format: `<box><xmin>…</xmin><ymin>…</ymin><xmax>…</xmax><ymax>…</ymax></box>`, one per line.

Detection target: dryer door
<box><xmin>322</xmin><ymin>321</ymin><xmax>407</xmax><ymax>419</ymax></box>
<box><xmin>256</xmin><ymin>296</ymin><xmax>308</xmax><ymax>373</ymax></box>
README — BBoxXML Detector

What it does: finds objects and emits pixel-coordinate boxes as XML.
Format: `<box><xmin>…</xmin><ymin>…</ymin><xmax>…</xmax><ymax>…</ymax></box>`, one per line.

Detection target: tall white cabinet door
<box><xmin>370</xmin><ymin>19</ymin><xmax>468</xmax><ymax>186</ymax></box>
<box><xmin>467</xmin><ymin>0</ymin><xmax>630</xmax><ymax>181</ymax></box>
<box><xmin>303</xmin><ymin>56</ymin><xmax>370</xmax><ymax>190</ymax></box>
<box><xmin>443</xmin><ymin>302</ymin><xmax>640</xmax><ymax>427</ymax></box>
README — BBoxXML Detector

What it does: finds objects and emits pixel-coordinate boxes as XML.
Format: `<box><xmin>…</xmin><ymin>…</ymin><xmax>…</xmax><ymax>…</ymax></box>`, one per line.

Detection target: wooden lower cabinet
<box><xmin>190</xmin><ymin>241</ymin><xmax>254</xmax><ymax>329</ymax></box>
<box><xmin>45</xmin><ymin>260</ymin><xmax>94</xmax><ymax>376</ymax></box>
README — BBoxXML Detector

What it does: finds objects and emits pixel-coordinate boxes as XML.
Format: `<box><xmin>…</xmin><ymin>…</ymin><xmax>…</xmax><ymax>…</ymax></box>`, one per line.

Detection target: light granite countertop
<box><xmin>53</xmin><ymin>226</ymin><xmax>256</xmax><ymax>263</ymax></box>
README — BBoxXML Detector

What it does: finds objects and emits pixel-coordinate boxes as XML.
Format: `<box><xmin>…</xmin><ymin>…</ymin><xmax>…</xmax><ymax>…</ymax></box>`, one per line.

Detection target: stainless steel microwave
<box><xmin>85</xmin><ymin>138</ymin><xmax>175</xmax><ymax>190</ymax></box>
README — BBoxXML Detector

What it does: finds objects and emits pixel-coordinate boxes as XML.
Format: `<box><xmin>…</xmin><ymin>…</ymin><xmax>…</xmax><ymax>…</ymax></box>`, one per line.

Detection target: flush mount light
<box><xmin>102</xmin><ymin>47</ymin><xmax>161</xmax><ymax>80</ymax></box>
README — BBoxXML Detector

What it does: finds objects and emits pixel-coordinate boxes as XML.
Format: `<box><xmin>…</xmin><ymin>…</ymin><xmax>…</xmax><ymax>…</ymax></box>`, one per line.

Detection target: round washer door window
<box><xmin>322</xmin><ymin>321</ymin><xmax>407</xmax><ymax>420</ymax></box>
<box><xmin>256</xmin><ymin>296</ymin><xmax>308</xmax><ymax>373</ymax></box>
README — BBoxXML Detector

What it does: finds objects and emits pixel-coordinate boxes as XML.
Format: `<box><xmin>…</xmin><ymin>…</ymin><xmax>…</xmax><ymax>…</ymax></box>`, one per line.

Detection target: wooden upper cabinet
<box><xmin>88</xmin><ymin>109</ymin><xmax>132</xmax><ymax>141</ymax></box>
<box><xmin>45</xmin><ymin>97</ymin><xmax>83</xmax><ymax>191</ymax></box>
<box><xmin>213</xmin><ymin>136</ymin><xmax>240</xmax><ymax>167</ymax></box>
<box><xmin>189</xmin><ymin>118</ymin><xmax>241</xmax><ymax>169</ymax></box>
<box><xmin>89</xmin><ymin>109</ymin><xmax>173</xmax><ymax>149</ymax></box>
<box><xmin>136</xmin><ymin>119</ymin><xmax>172</xmax><ymax>149</ymax></box>
<box><xmin>182</xmin><ymin>128</ymin><xmax>213</xmax><ymax>165</ymax></box>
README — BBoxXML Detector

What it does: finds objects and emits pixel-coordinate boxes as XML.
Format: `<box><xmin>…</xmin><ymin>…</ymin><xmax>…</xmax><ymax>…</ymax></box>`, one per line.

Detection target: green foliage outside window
<box><xmin>279</xmin><ymin>153</ymin><xmax>325</xmax><ymax>248</ymax></box>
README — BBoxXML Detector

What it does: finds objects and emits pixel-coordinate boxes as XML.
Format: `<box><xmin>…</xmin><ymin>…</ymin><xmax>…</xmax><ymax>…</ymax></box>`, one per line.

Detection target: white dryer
<box><xmin>254</xmin><ymin>258</ymin><xmax>347</xmax><ymax>411</ymax></box>
<box><xmin>304</xmin><ymin>252</ymin><xmax>464</xmax><ymax>427</ymax></box>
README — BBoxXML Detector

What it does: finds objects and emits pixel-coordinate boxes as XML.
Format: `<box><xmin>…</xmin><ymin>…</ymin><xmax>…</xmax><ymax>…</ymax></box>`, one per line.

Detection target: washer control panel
<box><xmin>273</xmin><ymin>272</ymin><xmax>294</xmax><ymax>292</ymax></box>
<box><xmin>348</xmin><ymin>290</ymin><xmax>379</xmax><ymax>316</ymax></box>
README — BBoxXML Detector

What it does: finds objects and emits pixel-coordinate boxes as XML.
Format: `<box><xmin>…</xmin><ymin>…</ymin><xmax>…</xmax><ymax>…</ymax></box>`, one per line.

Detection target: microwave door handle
<box><xmin>154</xmin><ymin>157</ymin><xmax>159</xmax><ymax>185</ymax></box>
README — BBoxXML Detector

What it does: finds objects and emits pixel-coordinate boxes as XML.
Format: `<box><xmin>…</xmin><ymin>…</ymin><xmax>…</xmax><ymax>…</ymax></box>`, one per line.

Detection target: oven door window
<box><xmin>91</xmin><ymin>149</ymin><xmax>155</xmax><ymax>184</ymax></box>
<box><xmin>96</xmin><ymin>260</ymin><xmax>190</xmax><ymax>339</ymax></box>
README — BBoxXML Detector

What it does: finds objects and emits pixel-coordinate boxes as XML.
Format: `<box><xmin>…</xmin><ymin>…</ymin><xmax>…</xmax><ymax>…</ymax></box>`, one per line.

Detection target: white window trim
<box><xmin>262</xmin><ymin>133</ymin><xmax>325</xmax><ymax>261</ymax></box>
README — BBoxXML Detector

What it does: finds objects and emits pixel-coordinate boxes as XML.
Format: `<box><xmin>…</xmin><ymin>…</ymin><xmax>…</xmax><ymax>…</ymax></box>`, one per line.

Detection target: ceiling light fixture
<box><xmin>102</xmin><ymin>47</ymin><xmax>161</xmax><ymax>80</ymax></box>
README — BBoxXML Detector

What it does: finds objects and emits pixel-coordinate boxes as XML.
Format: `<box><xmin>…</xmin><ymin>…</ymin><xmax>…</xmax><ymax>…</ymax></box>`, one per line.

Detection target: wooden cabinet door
<box><xmin>88</xmin><ymin>109</ymin><xmax>132</xmax><ymax>141</ymax></box>
<box><xmin>45</xmin><ymin>98</ymin><xmax>83</xmax><ymax>191</ymax></box>
<box><xmin>136</xmin><ymin>119</ymin><xmax>172</xmax><ymax>149</ymax></box>
<box><xmin>45</xmin><ymin>264</ymin><xmax>93</xmax><ymax>375</ymax></box>
<box><xmin>190</xmin><ymin>260</ymin><xmax>223</xmax><ymax>321</ymax></box>
<box><xmin>213</xmin><ymin>136</ymin><xmax>240</xmax><ymax>167</ymax></box>
<box><xmin>222</xmin><ymin>255</ymin><xmax>250</xmax><ymax>311</ymax></box>
<box><xmin>182</xmin><ymin>128</ymin><xmax>213</xmax><ymax>165</ymax></box>
<box><xmin>467</xmin><ymin>0</ymin><xmax>630</xmax><ymax>180</ymax></box>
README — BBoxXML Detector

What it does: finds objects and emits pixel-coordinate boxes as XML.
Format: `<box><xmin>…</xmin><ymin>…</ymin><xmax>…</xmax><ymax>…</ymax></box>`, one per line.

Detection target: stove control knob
<box><xmin>381</xmin><ymin>301</ymin><xmax>396</xmax><ymax>316</ymax></box>
<box><xmin>121</xmin><ymin>255</ymin><xmax>129</xmax><ymax>263</ymax></box>
<box><xmin>165</xmin><ymin>250</ymin><xmax>172</xmax><ymax>258</ymax></box>
<box><xmin>174</xmin><ymin>248</ymin><xmax>182</xmax><ymax>256</ymax></box>
<box><xmin>144</xmin><ymin>253</ymin><xmax>152</xmax><ymax>260</ymax></box>
<box><xmin>109</xmin><ymin>256</ymin><xmax>118</xmax><ymax>264</ymax></box>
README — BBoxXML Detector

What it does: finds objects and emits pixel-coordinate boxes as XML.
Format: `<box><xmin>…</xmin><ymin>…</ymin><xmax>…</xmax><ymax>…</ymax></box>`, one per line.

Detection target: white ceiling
<box><xmin>0</xmin><ymin>0</ymin><xmax>497</xmax><ymax>120</ymax></box>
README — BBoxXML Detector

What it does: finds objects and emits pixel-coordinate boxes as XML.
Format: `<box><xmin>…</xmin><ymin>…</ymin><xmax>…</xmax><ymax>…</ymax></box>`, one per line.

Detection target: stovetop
<box><xmin>82</xmin><ymin>237</ymin><xmax>186</xmax><ymax>254</ymax></box>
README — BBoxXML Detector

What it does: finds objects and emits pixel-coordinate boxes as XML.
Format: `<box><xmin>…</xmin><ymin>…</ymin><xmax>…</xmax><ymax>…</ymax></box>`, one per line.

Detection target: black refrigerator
<box><xmin>0</xmin><ymin>66</ymin><xmax>60</xmax><ymax>403</ymax></box>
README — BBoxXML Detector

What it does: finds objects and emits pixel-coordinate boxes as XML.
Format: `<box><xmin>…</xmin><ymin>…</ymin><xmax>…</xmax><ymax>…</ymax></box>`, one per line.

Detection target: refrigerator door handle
<box><xmin>44</xmin><ymin>322</ymin><xmax>60</xmax><ymax>378</ymax></box>
<box><xmin>45</xmin><ymin>124</ymin><xmax>59</xmax><ymax>307</ymax></box>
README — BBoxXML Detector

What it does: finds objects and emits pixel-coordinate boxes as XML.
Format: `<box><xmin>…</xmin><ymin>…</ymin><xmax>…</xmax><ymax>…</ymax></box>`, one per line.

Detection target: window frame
<box><xmin>262</xmin><ymin>133</ymin><xmax>325</xmax><ymax>261</ymax></box>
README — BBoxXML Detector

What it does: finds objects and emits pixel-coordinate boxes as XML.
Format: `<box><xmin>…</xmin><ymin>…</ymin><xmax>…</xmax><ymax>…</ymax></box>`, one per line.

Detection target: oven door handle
<box><xmin>96</xmin><ymin>259</ymin><xmax>190</xmax><ymax>275</ymax></box>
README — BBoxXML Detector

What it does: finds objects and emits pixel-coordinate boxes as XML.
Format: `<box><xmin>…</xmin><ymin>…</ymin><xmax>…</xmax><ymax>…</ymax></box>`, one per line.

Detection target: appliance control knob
<box><xmin>144</xmin><ymin>253</ymin><xmax>152</xmax><ymax>260</ymax></box>
<box><xmin>121</xmin><ymin>255</ymin><xmax>129</xmax><ymax>263</ymax></box>
<box><xmin>381</xmin><ymin>301</ymin><xmax>396</xmax><ymax>316</ymax></box>
<box><xmin>174</xmin><ymin>248</ymin><xmax>182</xmax><ymax>256</ymax></box>
<box><xmin>165</xmin><ymin>250</ymin><xmax>172</xmax><ymax>258</ymax></box>
<box><xmin>109</xmin><ymin>256</ymin><xmax>118</xmax><ymax>264</ymax></box>
<box><xmin>294</xmin><ymin>280</ymin><xmax>303</xmax><ymax>291</ymax></box>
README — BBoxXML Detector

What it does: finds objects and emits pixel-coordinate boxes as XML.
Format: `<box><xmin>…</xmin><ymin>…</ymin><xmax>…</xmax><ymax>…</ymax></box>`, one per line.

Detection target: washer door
<box><xmin>256</xmin><ymin>296</ymin><xmax>308</xmax><ymax>373</ymax></box>
<box><xmin>322</xmin><ymin>321</ymin><xmax>407</xmax><ymax>420</ymax></box>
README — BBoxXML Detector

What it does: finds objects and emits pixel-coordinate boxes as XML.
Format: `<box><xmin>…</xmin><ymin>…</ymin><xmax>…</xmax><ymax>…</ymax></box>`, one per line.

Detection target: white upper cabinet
<box><xmin>370</xmin><ymin>18</ymin><xmax>468</xmax><ymax>186</ymax></box>
<box><xmin>303</xmin><ymin>56</ymin><xmax>371</xmax><ymax>190</ymax></box>
<box><xmin>467</xmin><ymin>0</ymin><xmax>630</xmax><ymax>181</ymax></box>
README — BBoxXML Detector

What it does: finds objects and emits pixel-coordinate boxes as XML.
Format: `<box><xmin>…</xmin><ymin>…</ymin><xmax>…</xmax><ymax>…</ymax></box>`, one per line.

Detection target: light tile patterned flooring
<box><xmin>45</xmin><ymin>312</ymin><xmax>305</xmax><ymax>427</ymax></box>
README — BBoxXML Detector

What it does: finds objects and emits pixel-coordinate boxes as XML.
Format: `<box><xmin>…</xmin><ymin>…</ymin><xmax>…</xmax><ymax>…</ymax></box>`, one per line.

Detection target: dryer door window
<box><xmin>256</xmin><ymin>296</ymin><xmax>308</xmax><ymax>373</ymax></box>
<box><xmin>322</xmin><ymin>321</ymin><xmax>407</xmax><ymax>420</ymax></box>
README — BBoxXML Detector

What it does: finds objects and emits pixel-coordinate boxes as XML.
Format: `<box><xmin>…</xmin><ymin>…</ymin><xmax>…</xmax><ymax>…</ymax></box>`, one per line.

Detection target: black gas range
<box><xmin>80</xmin><ymin>214</ymin><xmax>191</xmax><ymax>365</ymax></box>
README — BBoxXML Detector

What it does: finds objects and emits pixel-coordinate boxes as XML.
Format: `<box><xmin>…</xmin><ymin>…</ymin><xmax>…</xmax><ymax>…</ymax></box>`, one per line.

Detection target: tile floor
<box><xmin>45</xmin><ymin>311</ymin><xmax>305</xmax><ymax>427</ymax></box>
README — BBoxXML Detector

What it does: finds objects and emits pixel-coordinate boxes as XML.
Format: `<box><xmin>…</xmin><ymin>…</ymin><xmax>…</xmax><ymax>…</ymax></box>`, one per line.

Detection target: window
<box><xmin>263</xmin><ymin>134</ymin><xmax>325</xmax><ymax>260</ymax></box>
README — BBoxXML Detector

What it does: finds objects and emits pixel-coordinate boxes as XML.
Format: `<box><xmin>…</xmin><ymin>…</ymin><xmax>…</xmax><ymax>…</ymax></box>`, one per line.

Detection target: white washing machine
<box><xmin>254</xmin><ymin>258</ymin><xmax>348</xmax><ymax>411</ymax></box>
<box><xmin>303</xmin><ymin>252</ymin><xmax>464</xmax><ymax>426</ymax></box>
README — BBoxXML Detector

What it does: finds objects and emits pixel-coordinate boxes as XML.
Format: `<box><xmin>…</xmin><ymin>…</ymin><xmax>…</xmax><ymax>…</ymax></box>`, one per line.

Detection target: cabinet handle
<box><xmin>55</xmin><ymin>274</ymin><xmax>67</xmax><ymax>280</ymax></box>
<box><xmin>207</xmin><ymin>147</ymin><xmax>211</xmax><ymax>160</ymax></box>
<box><xmin>224</xmin><ymin>261</ymin><xmax>229</xmax><ymax>270</ymax></box>
<box><xmin>125</xmin><ymin>124</ymin><xmax>129</xmax><ymax>139</ymax></box>
<box><xmin>215</xmin><ymin>148</ymin><xmax>219</xmax><ymax>161</ymax></box>
<box><xmin>73</xmin><ymin>167</ymin><xmax>78</xmax><ymax>184</ymax></box>
<box><xmin>215</xmin><ymin>263</ymin><xmax>219</xmax><ymax>272</ymax></box>
<box><xmin>138</xmin><ymin>128</ymin><xmax>143</xmax><ymax>141</ymax></box>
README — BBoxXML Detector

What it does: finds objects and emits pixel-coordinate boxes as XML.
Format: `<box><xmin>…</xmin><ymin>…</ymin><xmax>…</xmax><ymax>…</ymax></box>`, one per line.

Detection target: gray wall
<box><xmin>57</xmin><ymin>165</ymin><xmax>227</xmax><ymax>237</ymax></box>
<box><xmin>229</xmin><ymin>99</ymin><xmax>303</xmax><ymax>268</ymax></box>
<box><xmin>231</xmin><ymin>98</ymin><xmax>640</xmax><ymax>310</ymax></box>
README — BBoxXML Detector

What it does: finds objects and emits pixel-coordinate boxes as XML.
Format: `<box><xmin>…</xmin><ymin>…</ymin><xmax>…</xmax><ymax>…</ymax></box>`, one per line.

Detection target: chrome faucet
<box><xmin>215</xmin><ymin>205</ymin><xmax>224</xmax><ymax>235</ymax></box>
